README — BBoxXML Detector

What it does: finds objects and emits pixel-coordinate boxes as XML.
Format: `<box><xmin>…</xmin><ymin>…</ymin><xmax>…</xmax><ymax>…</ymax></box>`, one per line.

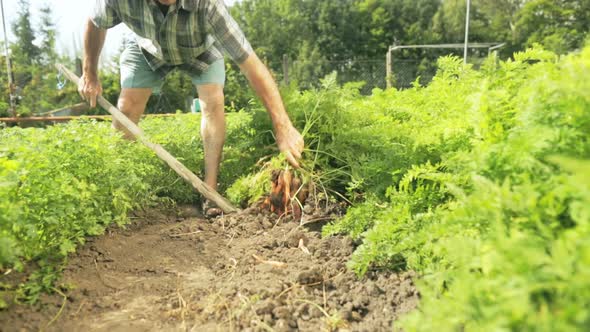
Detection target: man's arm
<box><xmin>79</xmin><ymin>19</ymin><xmax>107</xmax><ymax>108</ymax></box>
<box><xmin>239</xmin><ymin>53</ymin><xmax>304</xmax><ymax>168</ymax></box>
<box><xmin>79</xmin><ymin>0</ymin><xmax>120</xmax><ymax>108</ymax></box>
<box><xmin>206</xmin><ymin>0</ymin><xmax>304</xmax><ymax>168</ymax></box>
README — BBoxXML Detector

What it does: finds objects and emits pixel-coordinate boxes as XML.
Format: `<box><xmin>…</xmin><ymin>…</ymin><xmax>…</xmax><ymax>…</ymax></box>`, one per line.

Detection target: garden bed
<box><xmin>1</xmin><ymin>206</ymin><xmax>417</xmax><ymax>331</ymax></box>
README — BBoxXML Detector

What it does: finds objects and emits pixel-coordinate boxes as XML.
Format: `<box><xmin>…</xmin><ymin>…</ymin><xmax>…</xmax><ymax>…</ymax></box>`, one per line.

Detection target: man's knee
<box><xmin>198</xmin><ymin>86</ymin><xmax>225</xmax><ymax>116</ymax></box>
<box><xmin>117</xmin><ymin>89</ymin><xmax>152</xmax><ymax>114</ymax></box>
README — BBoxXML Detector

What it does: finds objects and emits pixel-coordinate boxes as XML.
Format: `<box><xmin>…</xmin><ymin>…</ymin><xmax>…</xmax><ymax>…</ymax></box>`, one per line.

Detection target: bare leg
<box><xmin>113</xmin><ymin>88</ymin><xmax>152</xmax><ymax>139</ymax></box>
<box><xmin>197</xmin><ymin>84</ymin><xmax>225</xmax><ymax>191</ymax></box>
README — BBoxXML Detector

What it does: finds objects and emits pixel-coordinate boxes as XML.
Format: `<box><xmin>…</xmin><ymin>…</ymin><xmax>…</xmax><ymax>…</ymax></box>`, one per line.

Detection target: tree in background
<box><xmin>11</xmin><ymin>0</ymin><xmax>40</xmax><ymax>66</ymax></box>
<box><xmin>430</xmin><ymin>0</ymin><xmax>590</xmax><ymax>55</ymax></box>
<box><xmin>313</xmin><ymin>0</ymin><xmax>360</xmax><ymax>61</ymax></box>
<box><xmin>13</xmin><ymin>1</ymin><xmax>54</xmax><ymax>116</ymax></box>
<box><xmin>357</xmin><ymin>0</ymin><xmax>440</xmax><ymax>57</ymax></box>
<box><xmin>231</xmin><ymin>0</ymin><xmax>414</xmax><ymax>88</ymax></box>
<box><xmin>478</xmin><ymin>0</ymin><xmax>527</xmax><ymax>54</ymax></box>
<box><xmin>229</xmin><ymin>0</ymin><xmax>589</xmax><ymax>92</ymax></box>
<box><xmin>231</xmin><ymin>0</ymin><xmax>311</xmax><ymax>71</ymax></box>
<box><xmin>38</xmin><ymin>4</ymin><xmax>57</xmax><ymax>66</ymax></box>
<box><xmin>431</xmin><ymin>0</ymin><xmax>503</xmax><ymax>44</ymax></box>
<box><xmin>232</xmin><ymin>0</ymin><xmax>443</xmax><ymax>88</ymax></box>
<box><xmin>290</xmin><ymin>41</ymin><xmax>329</xmax><ymax>89</ymax></box>
<box><xmin>516</xmin><ymin>0</ymin><xmax>590</xmax><ymax>54</ymax></box>
<box><xmin>0</xmin><ymin>50</ymin><xmax>12</xmax><ymax>117</ymax></box>
<box><xmin>9</xmin><ymin>0</ymin><xmax>44</xmax><ymax>116</ymax></box>
<box><xmin>291</xmin><ymin>0</ymin><xmax>359</xmax><ymax>87</ymax></box>
<box><xmin>0</xmin><ymin>1</ymin><xmax>80</xmax><ymax>118</ymax></box>
<box><xmin>9</xmin><ymin>0</ymin><xmax>39</xmax><ymax>113</ymax></box>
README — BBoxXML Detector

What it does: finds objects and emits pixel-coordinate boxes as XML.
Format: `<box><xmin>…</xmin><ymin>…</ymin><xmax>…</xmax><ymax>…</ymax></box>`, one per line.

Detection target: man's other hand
<box><xmin>78</xmin><ymin>73</ymin><xmax>103</xmax><ymax>108</ymax></box>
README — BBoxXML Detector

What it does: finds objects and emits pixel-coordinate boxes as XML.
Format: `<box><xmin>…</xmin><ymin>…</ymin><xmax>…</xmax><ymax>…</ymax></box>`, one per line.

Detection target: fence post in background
<box><xmin>464</xmin><ymin>0</ymin><xmax>471</xmax><ymax>64</ymax></box>
<box><xmin>282</xmin><ymin>54</ymin><xmax>289</xmax><ymax>86</ymax></box>
<box><xmin>386</xmin><ymin>47</ymin><xmax>393</xmax><ymax>89</ymax></box>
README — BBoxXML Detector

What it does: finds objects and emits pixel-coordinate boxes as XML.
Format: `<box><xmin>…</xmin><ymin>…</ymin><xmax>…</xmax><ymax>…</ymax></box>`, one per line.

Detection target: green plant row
<box><xmin>0</xmin><ymin>112</ymin><xmax>267</xmax><ymax>305</ymax></box>
<box><xmin>311</xmin><ymin>48</ymin><xmax>589</xmax><ymax>330</ymax></box>
<box><xmin>228</xmin><ymin>45</ymin><xmax>590</xmax><ymax>330</ymax></box>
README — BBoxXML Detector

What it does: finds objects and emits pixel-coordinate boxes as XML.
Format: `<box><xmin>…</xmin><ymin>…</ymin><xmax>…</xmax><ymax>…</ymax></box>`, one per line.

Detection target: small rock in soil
<box><xmin>296</xmin><ymin>267</ymin><xmax>323</xmax><ymax>285</ymax></box>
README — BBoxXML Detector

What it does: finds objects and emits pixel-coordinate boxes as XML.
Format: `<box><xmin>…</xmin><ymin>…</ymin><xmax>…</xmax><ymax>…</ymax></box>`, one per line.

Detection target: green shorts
<box><xmin>120</xmin><ymin>41</ymin><xmax>226</xmax><ymax>94</ymax></box>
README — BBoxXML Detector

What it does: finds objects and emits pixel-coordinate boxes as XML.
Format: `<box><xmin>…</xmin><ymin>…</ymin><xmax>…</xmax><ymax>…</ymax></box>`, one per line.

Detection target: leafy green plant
<box><xmin>0</xmin><ymin>113</ymin><xmax>264</xmax><ymax>304</ymax></box>
<box><xmin>318</xmin><ymin>46</ymin><xmax>590</xmax><ymax>330</ymax></box>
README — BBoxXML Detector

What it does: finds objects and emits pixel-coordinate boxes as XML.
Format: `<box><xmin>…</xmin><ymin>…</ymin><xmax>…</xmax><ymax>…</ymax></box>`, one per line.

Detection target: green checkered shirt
<box><xmin>91</xmin><ymin>0</ymin><xmax>253</xmax><ymax>72</ymax></box>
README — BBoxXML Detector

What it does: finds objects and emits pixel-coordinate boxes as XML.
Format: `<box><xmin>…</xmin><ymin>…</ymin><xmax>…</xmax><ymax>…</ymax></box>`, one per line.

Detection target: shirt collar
<box><xmin>179</xmin><ymin>0</ymin><xmax>198</xmax><ymax>11</ymax></box>
<box><xmin>149</xmin><ymin>0</ymin><xmax>197</xmax><ymax>11</ymax></box>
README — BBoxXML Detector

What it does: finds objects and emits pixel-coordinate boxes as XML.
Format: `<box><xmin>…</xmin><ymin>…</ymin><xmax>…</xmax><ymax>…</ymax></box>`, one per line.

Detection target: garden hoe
<box><xmin>55</xmin><ymin>64</ymin><xmax>238</xmax><ymax>215</ymax></box>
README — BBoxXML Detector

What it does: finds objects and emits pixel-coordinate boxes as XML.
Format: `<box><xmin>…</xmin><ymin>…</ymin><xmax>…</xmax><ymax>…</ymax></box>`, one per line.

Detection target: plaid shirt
<box><xmin>91</xmin><ymin>0</ymin><xmax>253</xmax><ymax>72</ymax></box>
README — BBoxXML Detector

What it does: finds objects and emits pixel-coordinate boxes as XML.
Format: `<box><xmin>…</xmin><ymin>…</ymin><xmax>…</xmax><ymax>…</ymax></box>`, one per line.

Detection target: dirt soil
<box><xmin>0</xmin><ymin>205</ymin><xmax>418</xmax><ymax>332</ymax></box>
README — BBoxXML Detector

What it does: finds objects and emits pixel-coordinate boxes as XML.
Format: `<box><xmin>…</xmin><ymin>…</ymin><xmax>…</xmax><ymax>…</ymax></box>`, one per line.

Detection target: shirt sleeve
<box><xmin>206</xmin><ymin>0</ymin><xmax>254</xmax><ymax>64</ymax></box>
<box><xmin>90</xmin><ymin>0</ymin><xmax>122</xmax><ymax>29</ymax></box>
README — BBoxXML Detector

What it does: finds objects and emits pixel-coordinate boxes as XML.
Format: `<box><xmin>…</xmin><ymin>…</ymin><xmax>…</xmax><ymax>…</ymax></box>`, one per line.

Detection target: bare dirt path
<box><xmin>1</xmin><ymin>207</ymin><xmax>417</xmax><ymax>332</ymax></box>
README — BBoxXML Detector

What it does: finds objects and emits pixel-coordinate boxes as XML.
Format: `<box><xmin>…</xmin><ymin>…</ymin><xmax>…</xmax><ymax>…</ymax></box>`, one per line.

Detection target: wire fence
<box><xmin>284</xmin><ymin>58</ymin><xmax>387</xmax><ymax>94</ymax></box>
<box><xmin>283</xmin><ymin>57</ymin><xmax>437</xmax><ymax>93</ymax></box>
<box><xmin>285</xmin><ymin>57</ymin><xmax>427</xmax><ymax>93</ymax></box>
<box><xmin>281</xmin><ymin>47</ymin><xmax>496</xmax><ymax>93</ymax></box>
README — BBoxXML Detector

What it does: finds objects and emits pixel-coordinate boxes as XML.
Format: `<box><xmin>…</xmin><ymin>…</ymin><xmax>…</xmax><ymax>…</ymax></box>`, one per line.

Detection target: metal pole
<box><xmin>0</xmin><ymin>0</ymin><xmax>16</xmax><ymax>116</ymax></box>
<box><xmin>386</xmin><ymin>46</ymin><xmax>392</xmax><ymax>89</ymax></box>
<box><xmin>464</xmin><ymin>0</ymin><xmax>471</xmax><ymax>64</ymax></box>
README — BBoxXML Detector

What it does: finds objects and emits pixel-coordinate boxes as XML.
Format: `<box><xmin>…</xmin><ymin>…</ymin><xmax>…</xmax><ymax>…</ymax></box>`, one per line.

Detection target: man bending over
<box><xmin>79</xmin><ymin>0</ymin><xmax>304</xmax><ymax>216</ymax></box>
